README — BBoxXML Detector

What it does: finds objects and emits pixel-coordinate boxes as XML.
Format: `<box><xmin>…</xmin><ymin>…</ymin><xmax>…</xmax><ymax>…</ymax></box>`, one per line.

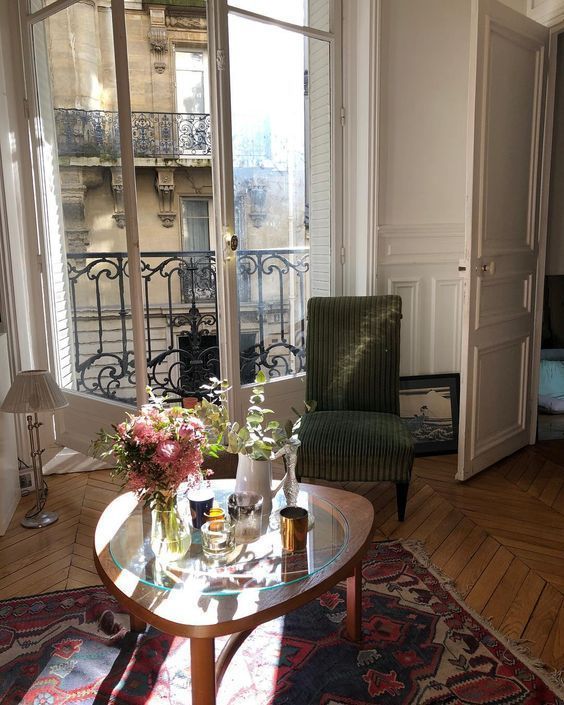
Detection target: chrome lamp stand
<box><xmin>0</xmin><ymin>369</ymin><xmax>68</xmax><ymax>529</ymax></box>
<box><xmin>22</xmin><ymin>412</ymin><xmax>58</xmax><ymax>528</ymax></box>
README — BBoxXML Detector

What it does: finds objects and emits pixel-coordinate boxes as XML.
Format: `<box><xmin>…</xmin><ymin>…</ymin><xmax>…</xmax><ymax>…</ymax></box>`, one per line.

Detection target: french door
<box><xmin>22</xmin><ymin>0</ymin><xmax>338</xmax><ymax>452</ymax></box>
<box><xmin>209</xmin><ymin>0</ymin><xmax>338</xmax><ymax>423</ymax></box>
<box><xmin>457</xmin><ymin>0</ymin><xmax>548</xmax><ymax>480</ymax></box>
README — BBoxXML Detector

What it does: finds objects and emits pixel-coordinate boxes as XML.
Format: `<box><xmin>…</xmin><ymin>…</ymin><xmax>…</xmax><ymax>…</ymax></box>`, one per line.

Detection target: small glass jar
<box><xmin>200</xmin><ymin>518</ymin><xmax>235</xmax><ymax>558</ymax></box>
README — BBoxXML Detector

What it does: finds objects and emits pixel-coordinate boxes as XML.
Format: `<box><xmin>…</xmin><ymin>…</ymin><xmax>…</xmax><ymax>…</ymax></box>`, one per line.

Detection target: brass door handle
<box><xmin>480</xmin><ymin>260</ymin><xmax>496</xmax><ymax>275</ymax></box>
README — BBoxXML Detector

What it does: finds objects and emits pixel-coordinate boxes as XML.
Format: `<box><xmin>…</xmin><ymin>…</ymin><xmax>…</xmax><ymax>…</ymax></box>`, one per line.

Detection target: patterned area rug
<box><xmin>0</xmin><ymin>542</ymin><xmax>562</xmax><ymax>705</ymax></box>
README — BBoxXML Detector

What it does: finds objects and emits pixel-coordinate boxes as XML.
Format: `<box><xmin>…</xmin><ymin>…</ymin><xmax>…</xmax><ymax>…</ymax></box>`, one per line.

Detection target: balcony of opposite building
<box><xmin>55</xmin><ymin>108</ymin><xmax>212</xmax><ymax>165</ymax></box>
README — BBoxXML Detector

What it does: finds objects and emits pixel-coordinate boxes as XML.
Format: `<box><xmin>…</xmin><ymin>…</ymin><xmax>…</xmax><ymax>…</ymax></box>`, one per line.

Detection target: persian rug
<box><xmin>0</xmin><ymin>542</ymin><xmax>562</xmax><ymax>705</ymax></box>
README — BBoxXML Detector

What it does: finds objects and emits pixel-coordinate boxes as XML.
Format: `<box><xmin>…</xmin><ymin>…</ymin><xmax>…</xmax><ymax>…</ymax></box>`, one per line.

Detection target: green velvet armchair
<box><xmin>296</xmin><ymin>295</ymin><xmax>414</xmax><ymax>521</ymax></box>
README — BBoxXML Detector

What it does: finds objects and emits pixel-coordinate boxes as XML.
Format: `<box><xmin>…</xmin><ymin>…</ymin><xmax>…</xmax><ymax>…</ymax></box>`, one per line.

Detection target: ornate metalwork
<box><xmin>237</xmin><ymin>248</ymin><xmax>309</xmax><ymax>382</ymax></box>
<box><xmin>67</xmin><ymin>248</ymin><xmax>309</xmax><ymax>404</ymax></box>
<box><xmin>55</xmin><ymin>109</ymin><xmax>211</xmax><ymax>159</ymax></box>
<box><xmin>67</xmin><ymin>251</ymin><xmax>218</xmax><ymax>404</ymax></box>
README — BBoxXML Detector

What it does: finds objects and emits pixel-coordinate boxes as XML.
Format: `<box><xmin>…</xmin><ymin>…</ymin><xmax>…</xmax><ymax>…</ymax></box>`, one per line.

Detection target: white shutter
<box><xmin>32</xmin><ymin>18</ymin><xmax>74</xmax><ymax>390</ymax></box>
<box><xmin>307</xmin><ymin>3</ymin><xmax>332</xmax><ymax>297</ymax></box>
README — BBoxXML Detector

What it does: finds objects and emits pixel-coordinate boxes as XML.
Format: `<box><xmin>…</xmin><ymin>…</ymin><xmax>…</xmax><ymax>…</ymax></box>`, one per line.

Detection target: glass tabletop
<box><xmin>109</xmin><ymin>483</ymin><xmax>349</xmax><ymax>596</ymax></box>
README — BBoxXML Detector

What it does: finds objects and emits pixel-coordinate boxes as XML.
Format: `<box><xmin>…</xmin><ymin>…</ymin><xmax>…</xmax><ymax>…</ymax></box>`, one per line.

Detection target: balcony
<box><xmin>66</xmin><ymin>248</ymin><xmax>309</xmax><ymax>404</ymax></box>
<box><xmin>55</xmin><ymin>109</ymin><xmax>212</xmax><ymax>160</ymax></box>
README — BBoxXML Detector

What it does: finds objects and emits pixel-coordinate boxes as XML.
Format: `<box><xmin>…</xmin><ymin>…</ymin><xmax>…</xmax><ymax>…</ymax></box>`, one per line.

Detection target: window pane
<box><xmin>33</xmin><ymin>4</ymin><xmax>139</xmax><ymax>403</ymax></box>
<box><xmin>176</xmin><ymin>50</ymin><xmax>206</xmax><ymax>114</ymax></box>
<box><xmin>228</xmin><ymin>0</ymin><xmax>331</xmax><ymax>32</ymax></box>
<box><xmin>229</xmin><ymin>15</ymin><xmax>331</xmax><ymax>383</ymax></box>
<box><xmin>181</xmin><ymin>199</ymin><xmax>210</xmax><ymax>251</ymax></box>
<box><xmin>32</xmin><ymin>1</ymin><xmax>217</xmax><ymax>406</ymax></box>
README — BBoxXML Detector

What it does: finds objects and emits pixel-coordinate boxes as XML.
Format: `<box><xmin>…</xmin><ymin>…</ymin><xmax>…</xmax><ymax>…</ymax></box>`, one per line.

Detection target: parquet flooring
<box><xmin>0</xmin><ymin>441</ymin><xmax>563</xmax><ymax>672</ymax></box>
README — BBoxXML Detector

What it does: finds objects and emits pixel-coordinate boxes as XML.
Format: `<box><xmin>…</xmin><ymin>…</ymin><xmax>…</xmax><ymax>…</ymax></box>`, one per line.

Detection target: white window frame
<box><xmin>174</xmin><ymin>45</ymin><xmax>211</xmax><ymax>115</ymax></box>
<box><xmin>179</xmin><ymin>196</ymin><xmax>215</xmax><ymax>252</ymax></box>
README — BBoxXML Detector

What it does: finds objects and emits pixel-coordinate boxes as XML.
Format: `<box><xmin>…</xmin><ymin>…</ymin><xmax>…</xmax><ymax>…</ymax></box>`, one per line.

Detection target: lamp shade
<box><xmin>0</xmin><ymin>370</ymin><xmax>68</xmax><ymax>413</ymax></box>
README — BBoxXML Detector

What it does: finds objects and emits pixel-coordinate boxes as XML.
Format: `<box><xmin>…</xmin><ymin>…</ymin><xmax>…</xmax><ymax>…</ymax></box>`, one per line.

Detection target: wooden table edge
<box><xmin>93</xmin><ymin>483</ymin><xmax>377</xmax><ymax>639</ymax></box>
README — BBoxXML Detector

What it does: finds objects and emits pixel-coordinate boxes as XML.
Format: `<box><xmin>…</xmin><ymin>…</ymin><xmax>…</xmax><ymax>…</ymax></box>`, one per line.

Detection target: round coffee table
<box><xmin>94</xmin><ymin>480</ymin><xmax>375</xmax><ymax>705</ymax></box>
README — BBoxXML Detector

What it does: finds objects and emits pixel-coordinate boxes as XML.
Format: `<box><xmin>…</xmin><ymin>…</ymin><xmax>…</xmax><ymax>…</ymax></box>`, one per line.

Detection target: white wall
<box><xmin>376</xmin><ymin>0</ymin><xmax>470</xmax><ymax>375</ymax></box>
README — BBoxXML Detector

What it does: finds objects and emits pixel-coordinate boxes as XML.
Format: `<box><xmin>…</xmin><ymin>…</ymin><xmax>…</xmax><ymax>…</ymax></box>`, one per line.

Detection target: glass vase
<box><xmin>150</xmin><ymin>498</ymin><xmax>191</xmax><ymax>563</ymax></box>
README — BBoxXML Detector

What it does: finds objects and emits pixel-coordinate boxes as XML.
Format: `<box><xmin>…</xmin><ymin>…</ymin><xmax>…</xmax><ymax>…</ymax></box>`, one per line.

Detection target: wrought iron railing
<box><xmin>238</xmin><ymin>248</ymin><xmax>309</xmax><ymax>382</ymax></box>
<box><xmin>67</xmin><ymin>248</ymin><xmax>309</xmax><ymax>404</ymax></box>
<box><xmin>55</xmin><ymin>109</ymin><xmax>212</xmax><ymax>159</ymax></box>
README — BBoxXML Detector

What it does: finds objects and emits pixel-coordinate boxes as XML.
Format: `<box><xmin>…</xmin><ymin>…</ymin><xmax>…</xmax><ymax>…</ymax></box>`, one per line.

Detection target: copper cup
<box><xmin>280</xmin><ymin>506</ymin><xmax>308</xmax><ymax>552</ymax></box>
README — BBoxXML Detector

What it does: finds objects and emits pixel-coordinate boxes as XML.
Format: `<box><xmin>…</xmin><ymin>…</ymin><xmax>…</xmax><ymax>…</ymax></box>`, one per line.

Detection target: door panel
<box><xmin>458</xmin><ymin>0</ymin><xmax>548</xmax><ymax>480</ymax></box>
<box><xmin>29</xmin><ymin>1</ymin><xmax>137</xmax><ymax>449</ymax></box>
<box><xmin>219</xmin><ymin>5</ymin><xmax>335</xmax><ymax>423</ymax></box>
<box><xmin>473</xmin><ymin>336</ymin><xmax>528</xmax><ymax>454</ymax></box>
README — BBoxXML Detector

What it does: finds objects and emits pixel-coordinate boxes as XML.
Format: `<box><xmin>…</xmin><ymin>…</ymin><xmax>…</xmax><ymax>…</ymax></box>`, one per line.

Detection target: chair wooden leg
<box><xmin>395</xmin><ymin>482</ymin><xmax>409</xmax><ymax>521</ymax></box>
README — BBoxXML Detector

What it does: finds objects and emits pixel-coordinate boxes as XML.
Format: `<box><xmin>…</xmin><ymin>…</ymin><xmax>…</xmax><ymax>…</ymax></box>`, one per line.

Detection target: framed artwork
<box><xmin>399</xmin><ymin>373</ymin><xmax>460</xmax><ymax>455</ymax></box>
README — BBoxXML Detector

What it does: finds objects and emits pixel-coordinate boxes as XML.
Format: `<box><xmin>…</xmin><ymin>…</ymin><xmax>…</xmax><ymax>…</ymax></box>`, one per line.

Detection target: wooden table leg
<box><xmin>129</xmin><ymin>613</ymin><xmax>147</xmax><ymax>632</ymax></box>
<box><xmin>216</xmin><ymin>629</ymin><xmax>253</xmax><ymax>687</ymax></box>
<box><xmin>191</xmin><ymin>637</ymin><xmax>216</xmax><ymax>705</ymax></box>
<box><xmin>346</xmin><ymin>563</ymin><xmax>362</xmax><ymax>643</ymax></box>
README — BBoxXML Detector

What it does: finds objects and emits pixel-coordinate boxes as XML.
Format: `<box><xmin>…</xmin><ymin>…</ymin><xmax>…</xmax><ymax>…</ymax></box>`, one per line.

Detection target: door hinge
<box><xmin>23</xmin><ymin>98</ymin><xmax>30</xmax><ymax>121</ymax></box>
<box><xmin>340</xmin><ymin>106</ymin><xmax>346</xmax><ymax>127</ymax></box>
<box><xmin>37</xmin><ymin>254</ymin><xmax>43</xmax><ymax>273</ymax></box>
<box><xmin>340</xmin><ymin>245</ymin><xmax>346</xmax><ymax>264</ymax></box>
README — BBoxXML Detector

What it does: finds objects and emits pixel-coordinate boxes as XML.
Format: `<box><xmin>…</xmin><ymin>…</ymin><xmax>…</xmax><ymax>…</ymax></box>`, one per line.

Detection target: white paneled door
<box><xmin>457</xmin><ymin>0</ymin><xmax>549</xmax><ymax>480</ymax></box>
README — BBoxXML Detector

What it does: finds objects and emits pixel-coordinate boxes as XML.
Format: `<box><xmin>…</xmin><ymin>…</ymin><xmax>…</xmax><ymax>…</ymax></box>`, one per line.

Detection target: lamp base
<box><xmin>21</xmin><ymin>510</ymin><xmax>59</xmax><ymax>529</ymax></box>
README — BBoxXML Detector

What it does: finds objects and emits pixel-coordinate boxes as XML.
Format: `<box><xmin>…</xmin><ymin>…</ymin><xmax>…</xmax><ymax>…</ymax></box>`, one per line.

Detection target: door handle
<box><xmin>480</xmin><ymin>260</ymin><xmax>496</xmax><ymax>275</ymax></box>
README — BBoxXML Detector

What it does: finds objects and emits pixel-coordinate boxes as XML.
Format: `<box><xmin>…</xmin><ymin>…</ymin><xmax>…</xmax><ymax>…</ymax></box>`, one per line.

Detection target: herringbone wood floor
<box><xmin>1</xmin><ymin>442</ymin><xmax>563</xmax><ymax>671</ymax></box>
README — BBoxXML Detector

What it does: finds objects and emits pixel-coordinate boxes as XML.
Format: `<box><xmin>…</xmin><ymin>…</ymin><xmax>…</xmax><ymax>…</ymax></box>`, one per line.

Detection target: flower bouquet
<box><xmin>93</xmin><ymin>390</ymin><xmax>224</xmax><ymax>561</ymax></box>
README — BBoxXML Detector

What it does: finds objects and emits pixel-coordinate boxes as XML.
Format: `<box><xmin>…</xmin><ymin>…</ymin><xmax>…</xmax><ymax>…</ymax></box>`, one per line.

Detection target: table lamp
<box><xmin>0</xmin><ymin>370</ymin><xmax>68</xmax><ymax>528</ymax></box>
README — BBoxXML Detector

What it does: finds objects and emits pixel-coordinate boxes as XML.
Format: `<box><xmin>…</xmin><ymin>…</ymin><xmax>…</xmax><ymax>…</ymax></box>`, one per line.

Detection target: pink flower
<box><xmin>155</xmin><ymin>439</ymin><xmax>181</xmax><ymax>464</ymax></box>
<box><xmin>178</xmin><ymin>423</ymin><xmax>194</xmax><ymax>439</ymax></box>
<box><xmin>132</xmin><ymin>418</ymin><xmax>152</xmax><ymax>438</ymax></box>
<box><xmin>116</xmin><ymin>422</ymin><xmax>127</xmax><ymax>437</ymax></box>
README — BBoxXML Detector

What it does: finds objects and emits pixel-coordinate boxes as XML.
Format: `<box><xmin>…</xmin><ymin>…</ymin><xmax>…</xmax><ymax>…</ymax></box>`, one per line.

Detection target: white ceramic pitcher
<box><xmin>234</xmin><ymin>454</ymin><xmax>283</xmax><ymax>521</ymax></box>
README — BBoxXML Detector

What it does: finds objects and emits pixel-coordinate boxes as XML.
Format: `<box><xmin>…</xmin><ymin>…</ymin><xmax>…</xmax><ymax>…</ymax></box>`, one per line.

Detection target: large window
<box><xmin>180</xmin><ymin>198</ymin><xmax>211</xmax><ymax>251</ymax></box>
<box><xmin>175</xmin><ymin>49</ymin><xmax>208</xmax><ymax>114</ymax></box>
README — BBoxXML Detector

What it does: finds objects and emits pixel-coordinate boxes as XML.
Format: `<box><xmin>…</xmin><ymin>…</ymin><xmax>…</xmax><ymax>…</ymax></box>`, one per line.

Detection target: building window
<box><xmin>175</xmin><ymin>48</ymin><xmax>208</xmax><ymax>114</ymax></box>
<box><xmin>180</xmin><ymin>198</ymin><xmax>211</xmax><ymax>251</ymax></box>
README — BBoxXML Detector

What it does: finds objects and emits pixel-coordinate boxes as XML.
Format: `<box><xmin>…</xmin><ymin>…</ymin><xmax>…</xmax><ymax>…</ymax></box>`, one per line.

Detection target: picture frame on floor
<box><xmin>399</xmin><ymin>373</ymin><xmax>460</xmax><ymax>456</ymax></box>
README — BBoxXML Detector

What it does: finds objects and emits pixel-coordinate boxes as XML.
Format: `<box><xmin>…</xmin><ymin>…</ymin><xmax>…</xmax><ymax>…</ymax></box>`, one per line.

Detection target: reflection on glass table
<box><xmin>109</xmin><ymin>483</ymin><xmax>348</xmax><ymax>596</ymax></box>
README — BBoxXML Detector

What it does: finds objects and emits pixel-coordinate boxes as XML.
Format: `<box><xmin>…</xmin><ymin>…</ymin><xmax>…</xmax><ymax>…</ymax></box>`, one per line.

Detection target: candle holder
<box><xmin>200</xmin><ymin>518</ymin><xmax>235</xmax><ymax>559</ymax></box>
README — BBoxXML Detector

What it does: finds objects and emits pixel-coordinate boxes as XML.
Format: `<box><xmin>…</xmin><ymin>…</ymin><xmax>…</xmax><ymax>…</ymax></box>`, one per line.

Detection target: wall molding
<box><xmin>527</xmin><ymin>0</ymin><xmax>564</xmax><ymax>26</ymax></box>
<box><xmin>430</xmin><ymin>277</ymin><xmax>463</xmax><ymax>373</ymax></box>
<box><xmin>378</xmin><ymin>223</ymin><xmax>465</xmax><ymax>236</ymax></box>
<box><xmin>387</xmin><ymin>277</ymin><xmax>420</xmax><ymax>374</ymax></box>
<box><xmin>378</xmin><ymin>222</ymin><xmax>465</xmax><ymax>265</ymax></box>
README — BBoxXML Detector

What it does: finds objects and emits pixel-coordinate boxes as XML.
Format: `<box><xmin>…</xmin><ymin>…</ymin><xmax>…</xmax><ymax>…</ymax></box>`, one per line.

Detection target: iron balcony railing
<box><xmin>66</xmin><ymin>248</ymin><xmax>309</xmax><ymax>404</ymax></box>
<box><xmin>55</xmin><ymin>109</ymin><xmax>212</xmax><ymax>159</ymax></box>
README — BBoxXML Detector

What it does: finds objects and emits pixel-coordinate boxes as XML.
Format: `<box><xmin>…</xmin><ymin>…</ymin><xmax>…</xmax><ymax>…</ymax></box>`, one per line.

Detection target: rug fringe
<box><xmin>391</xmin><ymin>539</ymin><xmax>564</xmax><ymax>700</ymax></box>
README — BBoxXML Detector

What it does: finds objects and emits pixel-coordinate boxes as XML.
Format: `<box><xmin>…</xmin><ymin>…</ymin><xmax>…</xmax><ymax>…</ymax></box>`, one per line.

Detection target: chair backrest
<box><xmin>305</xmin><ymin>295</ymin><xmax>402</xmax><ymax>414</ymax></box>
